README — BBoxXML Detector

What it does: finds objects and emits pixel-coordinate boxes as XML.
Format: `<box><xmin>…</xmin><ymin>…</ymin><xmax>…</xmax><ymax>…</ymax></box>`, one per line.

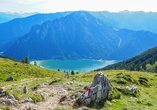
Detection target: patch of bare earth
<box><xmin>13</xmin><ymin>84</ymin><xmax>72</xmax><ymax>110</ymax></box>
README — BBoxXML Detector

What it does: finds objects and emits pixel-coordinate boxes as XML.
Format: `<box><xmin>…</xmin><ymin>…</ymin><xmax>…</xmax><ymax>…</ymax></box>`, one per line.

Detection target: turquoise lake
<box><xmin>30</xmin><ymin>59</ymin><xmax>119</xmax><ymax>72</ymax></box>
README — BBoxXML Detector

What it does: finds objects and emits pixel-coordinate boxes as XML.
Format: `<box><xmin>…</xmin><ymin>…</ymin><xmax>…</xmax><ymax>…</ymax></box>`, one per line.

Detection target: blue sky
<box><xmin>0</xmin><ymin>0</ymin><xmax>157</xmax><ymax>13</ymax></box>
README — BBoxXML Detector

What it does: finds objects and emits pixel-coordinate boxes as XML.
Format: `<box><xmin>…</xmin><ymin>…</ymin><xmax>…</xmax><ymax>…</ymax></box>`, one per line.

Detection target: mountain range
<box><xmin>0</xmin><ymin>11</ymin><xmax>71</xmax><ymax>51</ymax></box>
<box><xmin>2</xmin><ymin>10</ymin><xmax>157</xmax><ymax>52</ymax></box>
<box><xmin>4</xmin><ymin>11</ymin><xmax>157</xmax><ymax>60</ymax></box>
<box><xmin>90</xmin><ymin>10</ymin><xmax>157</xmax><ymax>33</ymax></box>
<box><xmin>4</xmin><ymin>11</ymin><xmax>120</xmax><ymax>60</ymax></box>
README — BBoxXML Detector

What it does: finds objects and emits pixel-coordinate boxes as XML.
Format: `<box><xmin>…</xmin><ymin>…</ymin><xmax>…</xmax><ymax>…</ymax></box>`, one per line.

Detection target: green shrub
<box><xmin>30</xmin><ymin>94</ymin><xmax>44</xmax><ymax>103</ymax></box>
<box><xmin>117</xmin><ymin>78</ymin><xmax>127</xmax><ymax>84</ymax></box>
<box><xmin>109</xmin><ymin>87</ymin><xmax>121</xmax><ymax>100</ymax></box>
<box><xmin>139</xmin><ymin>79</ymin><xmax>150</xmax><ymax>87</ymax></box>
<box><xmin>0</xmin><ymin>107</ymin><xmax>11</xmax><ymax>110</ymax></box>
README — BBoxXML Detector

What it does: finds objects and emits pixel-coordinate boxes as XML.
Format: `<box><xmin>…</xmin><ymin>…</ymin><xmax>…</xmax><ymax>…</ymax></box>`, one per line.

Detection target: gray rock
<box><xmin>12</xmin><ymin>72</ymin><xmax>15</xmax><ymax>75</ymax></box>
<box><xmin>20</xmin><ymin>98</ymin><xmax>33</xmax><ymax>103</ymax></box>
<box><xmin>106</xmin><ymin>101</ymin><xmax>112</xmax><ymax>106</ymax></box>
<box><xmin>116</xmin><ymin>86</ymin><xmax>124</xmax><ymax>91</ymax></box>
<box><xmin>8</xmin><ymin>94</ymin><xmax>15</xmax><ymax>99</ymax></box>
<box><xmin>126</xmin><ymin>86</ymin><xmax>138</xmax><ymax>93</ymax></box>
<box><xmin>78</xmin><ymin>84</ymin><xmax>84</xmax><ymax>87</ymax></box>
<box><xmin>7</xmin><ymin>94</ymin><xmax>18</xmax><ymax>105</ymax></box>
<box><xmin>112</xmin><ymin>100</ymin><xmax>116</xmax><ymax>103</ymax></box>
<box><xmin>0</xmin><ymin>87</ymin><xmax>6</xmax><ymax>94</ymax></box>
<box><xmin>78</xmin><ymin>107</ymin><xmax>88</xmax><ymax>110</ymax></box>
<box><xmin>0</xmin><ymin>98</ymin><xmax>6</xmax><ymax>103</ymax></box>
<box><xmin>6</xmin><ymin>77</ymin><xmax>13</xmax><ymax>81</ymax></box>
<box><xmin>78</xmin><ymin>72</ymin><xmax>113</xmax><ymax>106</ymax></box>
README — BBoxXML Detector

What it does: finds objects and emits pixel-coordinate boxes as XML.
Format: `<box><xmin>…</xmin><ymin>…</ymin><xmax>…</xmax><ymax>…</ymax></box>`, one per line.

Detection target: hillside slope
<box><xmin>107</xmin><ymin>29</ymin><xmax>157</xmax><ymax>60</ymax></box>
<box><xmin>96</xmin><ymin>46</ymin><xmax>157</xmax><ymax>71</ymax></box>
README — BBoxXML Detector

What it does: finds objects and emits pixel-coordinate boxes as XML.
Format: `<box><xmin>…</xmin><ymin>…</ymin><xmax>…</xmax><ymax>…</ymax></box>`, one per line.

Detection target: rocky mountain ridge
<box><xmin>4</xmin><ymin>11</ymin><xmax>157</xmax><ymax>60</ymax></box>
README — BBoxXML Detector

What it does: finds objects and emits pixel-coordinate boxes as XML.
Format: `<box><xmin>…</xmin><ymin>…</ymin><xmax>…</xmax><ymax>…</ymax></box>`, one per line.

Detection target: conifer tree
<box><xmin>21</xmin><ymin>57</ymin><xmax>25</xmax><ymax>63</ymax></box>
<box><xmin>71</xmin><ymin>70</ymin><xmax>74</xmax><ymax>75</ymax></box>
<box><xmin>34</xmin><ymin>60</ymin><xmax>37</xmax><ymax>66</ymax></box>
<box><xmin>25</xmin><ymin>56</ymin><xmax>30</xmax><ymax>64</ymax></box>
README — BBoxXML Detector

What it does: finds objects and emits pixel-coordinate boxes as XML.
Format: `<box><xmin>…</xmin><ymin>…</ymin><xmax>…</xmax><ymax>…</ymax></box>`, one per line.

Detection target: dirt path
<box><xmin>4</xmin><ymin>77</ymin><xmax>48</xmax><ymax>88</ymax></box>
<box><xmin>4</xmin><ymin>79</ymin><xmax>33</xmax><ymax>88</ymax></box>
<box><xmin>12</xmin><ymin>84</ymin><xmax>71</xmax><ymax>110</ymax></box>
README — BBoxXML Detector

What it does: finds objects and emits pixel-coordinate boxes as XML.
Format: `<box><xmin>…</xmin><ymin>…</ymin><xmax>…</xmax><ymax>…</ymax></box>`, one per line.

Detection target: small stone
<box><xmin>116</xmin><ymin>86</ymin><xmax>124</xmax><ymax>91</ymax></box>
<box><xmin>106</xmin><ymin>101</ymin><xmax>112</xmax><ymax>106</ymax></box>
<box><xmin>111</xmin><ymin>100</ymin><xmax>116</xmax><ymax>103</ymax></box>
<box><xmin>69</xmin><ymin>81</ymin><xmax>73</xmax><ymax>85</ymax></box>
<box><xmin>123</xmin><ymin>106</ymin><xmax>129</xmax><ymax>110</ymax></box>
<box><xmin>77</xmin><ymin>84</ymin><xmax>84</xmax><ymax>87</ymax></box>
<box><xmin>8</xmin><ymin>94</ymin><xmax>15</xmax><ymax>99</ymax></box>
<box><xmin>130</xmin><ymin>97</ymin><xmax>137</xmax><ymax>99</ymax></box>
<box><xmin>12</xmin><ymin>72</ymin><xmax>15</xmax><ymax>75</ymax></box>
<box><xmin>0</xmin><ymin>87</ymin><xmax>6</xmax><ymax>94</ymax></box>
<box><xmin>78</xmin><ymin>107</ymin><xmax>88</xmax><ymax>110</ymax></box>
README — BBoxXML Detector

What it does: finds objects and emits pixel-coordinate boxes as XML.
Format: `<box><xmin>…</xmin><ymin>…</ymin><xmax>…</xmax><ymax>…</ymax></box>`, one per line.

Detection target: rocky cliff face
<box><xmin>4</xmin><ymin>11</ymin><xmax>120</xmax><ymax>60</ymax></box>
<box><xmin>0</xmin><ymin>12</ymin><xmax>71</xmax><ymax>51</ymax></box>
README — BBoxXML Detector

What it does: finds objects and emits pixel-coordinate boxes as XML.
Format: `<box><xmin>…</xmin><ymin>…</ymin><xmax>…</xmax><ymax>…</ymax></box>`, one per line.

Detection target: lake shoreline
<box><xmin>30</xmin><ymin>59</ymin><xmax>119</xmax><ymax>72</ymax></box>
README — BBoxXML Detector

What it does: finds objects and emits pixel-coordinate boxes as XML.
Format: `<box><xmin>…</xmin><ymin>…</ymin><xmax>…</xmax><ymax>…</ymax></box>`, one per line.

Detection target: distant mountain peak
<box><xmin>4</xmin><ymin>11</ymin><xmax>119</xmax><ymax>60</ymax></box>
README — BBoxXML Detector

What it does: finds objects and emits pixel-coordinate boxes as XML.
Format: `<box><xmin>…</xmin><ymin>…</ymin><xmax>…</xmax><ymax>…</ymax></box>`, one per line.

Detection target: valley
<box><xmin>1</xmin><ymin>9</ymin><xmax>157</xmax><ymax>110</ymax></box>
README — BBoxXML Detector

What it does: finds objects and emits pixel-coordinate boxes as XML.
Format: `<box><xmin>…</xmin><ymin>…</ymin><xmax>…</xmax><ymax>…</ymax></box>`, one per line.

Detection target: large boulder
<box><xmin>78</xmin><ymin>72</ymin><xmax>113</xmax><ymax>106</ymax></box>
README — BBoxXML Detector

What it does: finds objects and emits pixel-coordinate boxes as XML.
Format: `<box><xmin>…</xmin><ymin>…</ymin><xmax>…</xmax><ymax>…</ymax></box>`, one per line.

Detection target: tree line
<box><xmin>21</xmin><ymin>56</ymin><xmax>37</xmax><ymax>66</ymax></box>
<box><xmin>96</xmin><ymin>46</ymin><xmax>157</xmax><ymax>73</ymax></box>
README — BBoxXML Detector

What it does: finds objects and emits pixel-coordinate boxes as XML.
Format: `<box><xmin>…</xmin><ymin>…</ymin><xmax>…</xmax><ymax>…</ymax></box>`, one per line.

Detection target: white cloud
<box><xmin>0</xmin><ymin>0</ymin><xmax>157</xmax><ymax>13</ymax></box>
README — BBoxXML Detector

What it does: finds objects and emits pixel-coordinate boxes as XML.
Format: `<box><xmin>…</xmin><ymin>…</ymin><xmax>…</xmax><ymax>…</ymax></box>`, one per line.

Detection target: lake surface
<box><xmin>30</xmin><ymin>59</ymin><xmax>119</xmax><ymax>72</ymax></box>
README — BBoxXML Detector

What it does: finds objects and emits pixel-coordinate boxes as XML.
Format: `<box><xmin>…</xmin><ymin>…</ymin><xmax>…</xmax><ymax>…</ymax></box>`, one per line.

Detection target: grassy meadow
<box><xmin>0</xmin><ymin>58</ymin><xmax>157</xmax><ymax>110</ymax></box>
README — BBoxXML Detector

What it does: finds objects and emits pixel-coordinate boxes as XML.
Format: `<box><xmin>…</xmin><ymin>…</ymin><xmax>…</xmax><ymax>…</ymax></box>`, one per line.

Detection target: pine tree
<box><xmin>21</xmin><ymin>57</ymin><xmax>25</xmax><ymax>63</ymax></box>
<box><xmin>25</xmin><ymin>56</ymin><xmax>30</xmax><ymax>64</ymax></box>
<box><xmin>71</xmin><ymin>70</ymin><xmax>74</xmax><ymax>75</ymax></box>
<box><xmin>142</xmin><ymin>62</ymin><xmax>146</xmax><ymax>71</ymax></box>
<box><xmin>34</xmin><ymin>60</ymin><xmax>37</xmax><ymax>66</ymax></box>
